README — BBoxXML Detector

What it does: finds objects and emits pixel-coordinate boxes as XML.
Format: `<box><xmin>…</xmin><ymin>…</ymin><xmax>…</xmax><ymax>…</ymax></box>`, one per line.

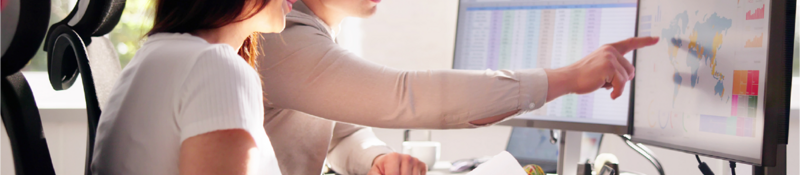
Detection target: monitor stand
<box><xmin>557</xmin><ymin>130</ymin><xmax>583</xmax><ymax>175</ymax></box>
<box><xmin>754</xmin><ymin>143</ymin><xmax>787</xmax><ymax>175</ymax></box>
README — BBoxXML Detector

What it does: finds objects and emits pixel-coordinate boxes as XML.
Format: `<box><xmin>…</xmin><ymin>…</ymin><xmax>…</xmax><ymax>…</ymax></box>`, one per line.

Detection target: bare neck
<box><xmin>303</xmin><ymin>0</ymin><xmax>346</xmax><ymax>34</ymax></box>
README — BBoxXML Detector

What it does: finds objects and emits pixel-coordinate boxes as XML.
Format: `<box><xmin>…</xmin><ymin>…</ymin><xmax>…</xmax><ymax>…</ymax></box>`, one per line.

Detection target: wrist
<box><xmin>544</xmin><ymin>67</ymin><xmax>577</xmax><ymax>101</ymax></box>
<box><xmin>372</xmin><ymin>154</ymin><xmax>385</xmax><ymax>166</ymax></box>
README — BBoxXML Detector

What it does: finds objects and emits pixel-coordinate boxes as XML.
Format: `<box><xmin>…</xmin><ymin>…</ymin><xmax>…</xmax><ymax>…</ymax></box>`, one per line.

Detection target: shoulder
<box><xmin>133</xmin><ymin>33</ymin><xmax>239</xmax><ymax>68</ymax></box>
<box><xmin>257</xmin><ymin>20</ymin><xmax>339</xmax><ymax>62</ymax></box>
<box><xmin>189</xmin><ymin>44</ymin><xmax>259</xmax><ymax>84</ymax></box>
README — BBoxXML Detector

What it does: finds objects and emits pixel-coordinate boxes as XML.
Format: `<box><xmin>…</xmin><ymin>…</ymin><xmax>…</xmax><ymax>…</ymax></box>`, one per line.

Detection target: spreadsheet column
<box><xmin>465</xmin><ymin>11</ymin><xmax>492</xmax><ymax>70</ymax></box>
<box><xmin>547</xmin><ymin>8</ymin><xmax>572</xmax><ymax>118</ymax></box>
<box><xmin>523</xmin><ymin>9</ymin><xmax>542</xmax><ymax>69</ymax></box>
<box><xmin>509</xmin><ymin>10</ymin><xmax>528</xmax><ymax>70</ymax></box>
<box><xmin>498</xmin><ymin>11</ymin><xmax>514</xmax><ymax>69</ymax></box>
<box><xmin>487</xmin><ymin>10</ymin><xmax>503</xmax><ymax>70</ymax></box>
<box><xmin>577</xmin><ymin>8</ymin><xmax>603</xmax><ymax>119</ymax></box>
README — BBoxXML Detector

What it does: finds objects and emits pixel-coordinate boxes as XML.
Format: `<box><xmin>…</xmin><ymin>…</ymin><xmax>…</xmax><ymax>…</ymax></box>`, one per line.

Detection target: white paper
<box><xmin>466</xmin><ymin>151</ymin><xmax>528</xmax><ymax>175</ymax></box>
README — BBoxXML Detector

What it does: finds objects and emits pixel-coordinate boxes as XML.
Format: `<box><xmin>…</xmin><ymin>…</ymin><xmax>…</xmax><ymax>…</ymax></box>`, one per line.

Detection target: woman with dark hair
<box><xmin>91</xmin><ymin>0</ymin><xmax>292</xmax><ymax>174</ymax></box>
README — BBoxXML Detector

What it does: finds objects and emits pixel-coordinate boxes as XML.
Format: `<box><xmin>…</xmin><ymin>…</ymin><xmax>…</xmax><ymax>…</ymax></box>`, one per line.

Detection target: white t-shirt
<box><xmin>91</xmin><ymin>33</ymin><xmax>281</xmax><ymax>175</ymax></box>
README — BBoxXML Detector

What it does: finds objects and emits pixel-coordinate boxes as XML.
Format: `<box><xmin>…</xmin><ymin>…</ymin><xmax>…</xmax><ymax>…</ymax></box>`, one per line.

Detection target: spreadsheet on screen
<box><xmin>453</xmin><ymin>0</ymin><xmax>638</xmax><ymax>126</ymax></box>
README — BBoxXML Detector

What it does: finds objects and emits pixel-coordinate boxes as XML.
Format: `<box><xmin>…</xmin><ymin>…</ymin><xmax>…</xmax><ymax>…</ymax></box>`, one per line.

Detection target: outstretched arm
<box><xmin>258</xmin><ymin>26</ymin><xmax>657</xmax><ymax>129</ymax></box>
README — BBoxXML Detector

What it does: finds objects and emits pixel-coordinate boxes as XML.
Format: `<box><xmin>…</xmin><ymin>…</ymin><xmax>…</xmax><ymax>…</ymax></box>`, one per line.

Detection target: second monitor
<box><xmin>452</xmin><ymin>0</ymin><xmax>638</xmax><ymax>134</ymax></box>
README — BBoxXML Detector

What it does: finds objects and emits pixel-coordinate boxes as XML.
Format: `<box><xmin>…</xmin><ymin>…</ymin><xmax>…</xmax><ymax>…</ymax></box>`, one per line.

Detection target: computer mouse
<box><xmin>449</xmin><ymin>159</ymin><xmax>477</xmax><ymax>173</ymax></box>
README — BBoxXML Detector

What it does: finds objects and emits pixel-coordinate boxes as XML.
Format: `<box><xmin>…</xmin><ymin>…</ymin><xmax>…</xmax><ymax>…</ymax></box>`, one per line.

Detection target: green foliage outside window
<box><xmin>24</xmin><ymin>0</ymin><xmax>154</xmax><ymax>72</ymax></box>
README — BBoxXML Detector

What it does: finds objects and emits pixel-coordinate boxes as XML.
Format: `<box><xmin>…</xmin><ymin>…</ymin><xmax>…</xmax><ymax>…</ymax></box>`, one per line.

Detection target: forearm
<box><xmin>471</xmin><ymin>67</ymin><xmax>577</xmax><ymax>125</ymax></box>
<box><xmin>544</xmin><ymin>67</ymin><xmax>578</xmax><ymax>102</ymax></box>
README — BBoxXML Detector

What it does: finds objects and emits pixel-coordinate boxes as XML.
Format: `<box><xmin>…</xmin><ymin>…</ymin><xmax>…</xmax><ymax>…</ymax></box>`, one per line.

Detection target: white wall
<box><xmin>1</xmin><ymin>109</ymin><xmax>88</xmax><ymax>175</ymax></box>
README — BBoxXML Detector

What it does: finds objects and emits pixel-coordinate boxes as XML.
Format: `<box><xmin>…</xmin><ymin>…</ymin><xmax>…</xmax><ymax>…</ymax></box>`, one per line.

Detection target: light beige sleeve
<box><xmin>327</xmin><ymin>122</ymin><xmax>393</xmax><ymax>175</ymax></box>
<box><xmin>258</xmin><ymin>25</ymin><xmax>548</xmax><ymax>129</ymax></box>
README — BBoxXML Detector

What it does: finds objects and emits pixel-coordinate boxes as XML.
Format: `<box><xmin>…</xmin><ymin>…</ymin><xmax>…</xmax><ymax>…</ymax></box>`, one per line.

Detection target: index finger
<box><xmin>609</xmin><ymin>48</ymin><xmax>635</xmax><ymax>80</ymax></box>
<box><xmin>610</xmin><ymin>70</ymin><xmax>629</xmax><ymax>100</ymax></box>
<box><xmin>609</xmin><ymin>36</ymin><xmax>660</xmax><ymax>54</ymax></box>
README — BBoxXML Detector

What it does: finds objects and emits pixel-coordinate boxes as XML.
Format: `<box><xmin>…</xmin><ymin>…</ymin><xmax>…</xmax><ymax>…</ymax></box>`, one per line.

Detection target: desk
<box><xmin>427</xmin><ymin>161</ymin><xmax>467</xmax><ymax>175</ymax></box>
<box><xmin>428</xmin><ymin>170</ymin><xmax>468</xmax><ymax>175</ymax></box>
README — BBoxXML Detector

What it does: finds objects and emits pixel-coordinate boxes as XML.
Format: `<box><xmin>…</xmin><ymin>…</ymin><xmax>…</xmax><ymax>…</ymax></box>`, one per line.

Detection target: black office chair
<box><xmin>43</xmin><ymin>0</ymin><xmax>126</xmax><ymax>174</ymax></box>
<box><xmin>1</xmin><ymin>0</ymin><xmax>57</xmax><ymax>174</ymax></box>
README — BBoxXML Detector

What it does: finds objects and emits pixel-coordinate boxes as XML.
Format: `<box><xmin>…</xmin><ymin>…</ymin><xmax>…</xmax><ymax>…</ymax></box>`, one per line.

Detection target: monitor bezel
<box><xmin>450</xmin><ymin>0</ymin><xmax>634</xmax><ymax>135</ymax></box>
<box><xmin>627</xmin><ymin>0</ymin><xmax>795</xmax><ymax>166</ymax></box>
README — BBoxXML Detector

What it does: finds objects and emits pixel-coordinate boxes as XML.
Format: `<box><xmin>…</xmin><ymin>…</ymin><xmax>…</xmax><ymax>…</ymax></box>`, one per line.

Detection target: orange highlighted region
<box><xmin>710</xmin><ymin>32</ymin><xmax>725</xmax><ymax>81</ymax></box>
<box><xmin>733</xmin><ymin>70</ymin><xmax>749</xmax><ymax>95</ymax></box>
<box><xmin>668</xmin><ymin>43</ymin><xmax>680</xmax><ymax>59</ymax></box>
<box><xmin>745</xmin><ymin>33</ymin><xmax>763</xmax><ymax>48</ymax></box>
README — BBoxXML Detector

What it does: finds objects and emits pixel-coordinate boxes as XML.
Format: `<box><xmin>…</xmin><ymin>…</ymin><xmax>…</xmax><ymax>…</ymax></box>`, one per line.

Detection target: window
<box><xmin>22</xmin><ymin>0</ymin><xmax>153</xmax><ymax>108</ymax></box>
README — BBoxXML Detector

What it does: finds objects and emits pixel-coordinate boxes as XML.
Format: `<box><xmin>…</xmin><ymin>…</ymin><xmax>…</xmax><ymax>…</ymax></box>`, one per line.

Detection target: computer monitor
<box><xmin>630</xmin><ymin>0</ymin><xmax>794</xmax><ymax>166</ymax></box>
<box><xmin>505</xmin><ymin>127</ymin><xmax>603</xmax><ymax>173</ymax></box>
<box><xmin>452</xmin><ymin>0</ymin><xmax>639</xmax><ymax>134</ymax></box>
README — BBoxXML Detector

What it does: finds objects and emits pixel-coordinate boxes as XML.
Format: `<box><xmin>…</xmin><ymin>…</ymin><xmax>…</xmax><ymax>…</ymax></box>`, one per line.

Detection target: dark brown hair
<box><xmin>147</xmin><ymin>0</ymin><xmax>271</xmax><ymax>68</ymax></box>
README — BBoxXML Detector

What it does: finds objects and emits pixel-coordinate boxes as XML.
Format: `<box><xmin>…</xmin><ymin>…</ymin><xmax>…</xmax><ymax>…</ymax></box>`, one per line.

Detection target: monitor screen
<box><xmin>631</xmin><ymin>0</ymin><xmax>781</xmax><ymax>165</ymax></box>
<box><xmin>453</xmin><ymin>0</ymin><xmax>638</xmax><ymax>127</ymax></box>
<box><xmin>505</xmin><ymin>127</ymin><xmax>603</xmax><ymax>173</ymax></box>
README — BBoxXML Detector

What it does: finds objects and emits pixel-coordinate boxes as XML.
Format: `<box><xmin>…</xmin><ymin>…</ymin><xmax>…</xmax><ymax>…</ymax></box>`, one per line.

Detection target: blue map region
<box><xmin>687</xmin><ymin>13</ymin><xmax>731</xmax><ymax>99</ymax></box>
<box><xmin>714</xmin><ymin>81</ymin><xmax>725</xmax><ymax>97</ymax></box>
<box><xmin>662</xmin><ymin>12</ymin><xmax>732</xmax><ymax>105</ymax></box>
<box><xmin>662</xmin><ymin>11</ymin><xmax>689</xmax><ymax>106</ymax></box>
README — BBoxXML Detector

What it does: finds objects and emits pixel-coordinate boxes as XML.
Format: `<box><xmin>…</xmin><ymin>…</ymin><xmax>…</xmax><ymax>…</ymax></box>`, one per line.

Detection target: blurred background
<box><xmin>3</xmin><ymin>0</ymin><xmax>799</xmax><ymax>175</ymax></box>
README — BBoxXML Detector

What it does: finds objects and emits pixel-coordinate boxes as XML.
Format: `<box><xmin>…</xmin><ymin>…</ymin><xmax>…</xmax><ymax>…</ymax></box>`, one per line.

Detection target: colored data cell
<box><xmin>748</xmin><ymin>96</ymin><xmax>758</xmax><ymax>117</ymax></box>
<box><xmin>731</xmin><ymin>95</ymin><xmax>738</xmax><ymax>116</ymax></box>
<box><xmin>732</xmin><ymin>70</ymin><xmax>749</xmax><ymax>95</ymax></box>
<box><xmin>745</xmin><ymin>4</ymin><xmax>765</xmax><ymax>20</ymax></box>
<box><xmin>747</xmin><ymin>70</ymin><xmax>759</xmax><ymax>96</ymax></box>
<box><xmin>744</xmin><ymin>33</ymin><xmax>763</xmax><ymax>48</ymax></box>
<box><xmin>699</xmin><ymin>115</ymin><xmax>755</xmax><ymax>137</ymax></box>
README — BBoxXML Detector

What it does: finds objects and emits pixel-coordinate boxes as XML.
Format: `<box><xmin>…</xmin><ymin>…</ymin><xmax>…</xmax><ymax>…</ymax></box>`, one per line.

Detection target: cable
<box><xmin>695</xmin><ymin>155</ymin><xmax>715</xmax><ymax>175</ymax></box>
<box><xmin>729</xmin><ymin>161</ymin><xmax>737</xmax><ymax>175</ymax></box>
<box><xmin>618</xmin><ymin>135</ymin><xmax>665</xmax><ymax>175</ymax></box>
<box><xmin>695</xmin><ymin>155</ymin><xmax>700</xmax><ymax>163</ymax></box>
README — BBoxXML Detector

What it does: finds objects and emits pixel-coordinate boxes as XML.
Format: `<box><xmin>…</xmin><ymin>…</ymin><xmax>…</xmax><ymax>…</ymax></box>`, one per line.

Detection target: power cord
<box><xmin>618</xmin><ymin>135</ymin><xmax>665</xmax><ymax>175</ymax></box>
<box><xmin>729</xmin><ymin>161</ymin><xmax>737</xmax><ymax>175</ymax></box>
<box><xmin>695</xmin><ymin>155</ymin><xmax>715</xmax><ymax>175</ymax></box>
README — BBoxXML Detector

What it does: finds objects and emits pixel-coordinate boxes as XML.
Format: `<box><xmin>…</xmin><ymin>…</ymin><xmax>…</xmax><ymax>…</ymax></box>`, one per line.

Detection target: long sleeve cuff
<box><xmin>328</xmin><ymin>128</ymin><xmax>394</xmax><ymax>175</ymax></box>
<box><xmin>458</xmin><ymin>68</ymin><xmax>549</xmax><ymax>128</ymax></box>
<box><xmin>354</xmin><ymin>146</ymin><xmax>394</xmax><ymax>175</ymax></box>
<box><xmin>515</xmin><ymin>69</ymin><xmax>549</xmax><ymax>113</ymax></box>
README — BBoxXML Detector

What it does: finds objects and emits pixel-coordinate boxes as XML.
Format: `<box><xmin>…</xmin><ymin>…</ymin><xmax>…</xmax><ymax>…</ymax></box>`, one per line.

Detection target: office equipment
<box><xmin>465</xmin><ymin>151</ymin><xmax>528</xmax><ymax>175</ymax></box>
<box><xmin>505</xmin><ymin>127</ymin><xmax>603</xmax><ymax>173</ymax></box>
<box><xmin>630</xmin><ymin>0</ymin><xmax>794</xmax><ymax>169</ymax></box>
<box><xmin>453</xmin><ymin>0</ymin><xmax>638</xmax><ymax>134</ymax></box>
<box><xmin>43</xmin><ymin>0</ymin><xmax>126</xmax><ymax>174</ymax></box>
<box><xmin>1</xmin><ymin>0</ymin><xmax>57</xmax><ymax>174</ymax></box>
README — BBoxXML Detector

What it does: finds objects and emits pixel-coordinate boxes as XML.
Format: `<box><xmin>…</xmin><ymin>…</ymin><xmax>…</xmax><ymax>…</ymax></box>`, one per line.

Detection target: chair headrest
<box><xmin>49</xmin><ymin>0</ymin><xmax>126</xmax><ymax>41</ymax></box>
<box><xmin>1</xmin><ymin>0</ymin><xmax>51</xmax><ymax>76</ymax></box>
<box><xmin>43</xmin><ymin>0</ymin><xmax>126</xmax><ymax>90</ymax></box>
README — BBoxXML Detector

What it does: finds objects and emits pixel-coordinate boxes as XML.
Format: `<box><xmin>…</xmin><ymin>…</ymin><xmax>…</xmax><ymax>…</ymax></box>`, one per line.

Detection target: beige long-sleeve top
<box><xmin>259</xmin><ymin>1</ymin><xmax>549</xmax><ymax>174</ymax></box>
